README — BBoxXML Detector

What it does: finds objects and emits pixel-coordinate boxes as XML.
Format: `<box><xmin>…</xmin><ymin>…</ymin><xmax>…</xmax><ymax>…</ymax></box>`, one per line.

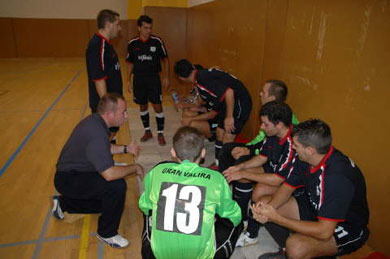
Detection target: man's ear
<box><xmin>200</xmin><ymin>148</ymin><xmax>206</xmax><ymax>159</ymax></box>
<box><xmin>306</xmin><ymin>146</ymin><xmax>316</xmax><ymax>156</ymax></box>
<box><xmin>170</xmin><ymin>148</ymin><xmax>177</xmax><ymax>158</ymax></box>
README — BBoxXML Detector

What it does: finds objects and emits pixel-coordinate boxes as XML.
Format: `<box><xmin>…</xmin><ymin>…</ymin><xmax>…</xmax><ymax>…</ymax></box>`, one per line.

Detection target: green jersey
<box><xmin>139</xmin><ymin>160</ymin><xmax>241</xmax><ymax>259</ymax></box>
<box><xmin>247</xmin><ymin>113</ymin><xmax>299</xmax><ymax>155</ymax></box>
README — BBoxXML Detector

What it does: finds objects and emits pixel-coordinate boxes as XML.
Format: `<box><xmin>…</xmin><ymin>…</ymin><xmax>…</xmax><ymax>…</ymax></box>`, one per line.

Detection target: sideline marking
<box><xmin>78</xmin><ymin>215</ymin><xmax>91</xmax><ymax>259</ymax></box>
<box><xmin>0</xmin><ymin>70</ymin><xmax>81</xmax><ymax>176</ymax></box>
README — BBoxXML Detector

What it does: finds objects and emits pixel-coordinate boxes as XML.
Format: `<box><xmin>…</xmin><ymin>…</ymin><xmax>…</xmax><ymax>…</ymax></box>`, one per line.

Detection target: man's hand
<box><xmin>224</xmin><ymin>116</ymin><xmax>235</xmax><ymax>134</ymax></box>
<box><xmin>162</xmin><ymin>77</ymin><xmax>170</xmax><ymax>91</ymax></box>
<box><xmin>133</xmin><ymin>163</ymin><xmax>145</xmax><ymax>180</ymax></box>
<box><xmin>250</xmin><ymin>202</ymin><xmax>269</xmax><ymax>224</ymax></box>
<box><xmin>223</xmin><ymin>170</ymin><xmax>245</xmax><ymax>184</ymax></box>
<box><xmin>256</xmin><ymin>202</ymin><xmax>280</xmax><ymax>223</ymax></box>
<box><xmin>126</xmin><ymin>141</ymin><xmax>140</xmax><ymax>158</ymax></box>
<box><xmin>181</xmin><ymin>117</ymin><xmax>192</xmax><ymax>126</ymax></box>
<box><xmin>231</xmin><ymin>147</ymin><xmax>250</xmax><ymax>159</ymax></box>
<box><xmin>223</xmin><ymin>164</ymin><xmax>243</xmax><ymax>174</ymax></box>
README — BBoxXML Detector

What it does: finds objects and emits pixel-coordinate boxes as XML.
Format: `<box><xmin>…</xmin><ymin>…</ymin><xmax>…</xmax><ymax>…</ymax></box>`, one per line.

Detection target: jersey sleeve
<box><xmin>259</xmin><ymin>137</ymin><xmax>272</xmax><ymax>158</ymax></box>
<box><xmin>85</xmin><ymin>130</ymin><xmax>114</xmax><ymax>173</ymax></box>
<box><xmin>274</xmin><ymin>139</ymin><xmax>294</xmax><ymax>179</ymax></box>
<box><xmin>206</xmin><ymin>70</ymin><xmax>230</xmax><ymax>101</ymax></box>
<box><xmin>216</xmin><ymin>177</ymin><xmax>242</xmax><ymax>226</ymax></box>
<box><xmin>139</xmin><ymin>170</ymin><xmax>154</xmax><ymax>215</ymax></box>
<box><xmin>283</xmin><ymin>155</ymin><xmax>305</xmax><ymax>189</ymax></box>
<box><xmin>126</xmin><ymin>42</ymin><xmax>136</xmax><ymax>63</ymax></box>
<box><xmin>292</xmin><ymin>113</ymin><xmax>299</xmax><ymax>125</ymax></box>
<box><xmin>86</xmin><ymin>39</ymin><xmax>107</xmax><ymax>81</ymax></box>
<box><xmin>317</xmin><ymin>173</ymin><xmax>354</xmax><ymax>222</ymax></box>
<box><xmin>157</xmin><ymin>37</ymin><xmax>168</xmax><ymax>59</ymax></box>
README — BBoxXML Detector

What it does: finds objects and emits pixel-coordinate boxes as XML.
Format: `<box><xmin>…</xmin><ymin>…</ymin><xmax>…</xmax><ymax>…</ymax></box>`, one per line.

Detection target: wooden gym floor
<box><xmin>0</xmin><ymin>58</ymin><xmax>144</xmax><ymax>259</ymax></box>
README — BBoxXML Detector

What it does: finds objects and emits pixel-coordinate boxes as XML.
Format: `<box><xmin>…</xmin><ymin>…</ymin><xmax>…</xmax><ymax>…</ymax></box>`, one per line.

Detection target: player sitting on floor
<box><xmin>139</xmin><ymin>126</ymin><xmax>243</xmax><ymax>259</ymax></box>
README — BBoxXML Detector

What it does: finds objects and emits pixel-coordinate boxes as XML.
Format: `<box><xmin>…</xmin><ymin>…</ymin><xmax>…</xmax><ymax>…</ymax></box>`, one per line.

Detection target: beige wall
<box><xmin>186</xmin><ymin>0</ymin><xmax>390</xmax><ymax>254</ymax></box>
<box><xmin>0</xmin><ymin>0</ymin><xmax>127</xmax><ymax>19</ymax></box>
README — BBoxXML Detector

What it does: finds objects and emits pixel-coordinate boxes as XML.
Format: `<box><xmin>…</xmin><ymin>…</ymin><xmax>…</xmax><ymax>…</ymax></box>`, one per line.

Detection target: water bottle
<box><xmin>171</xmin><ymin>90</ymin><xmax>180</xmax><ymax>111</ymax></box>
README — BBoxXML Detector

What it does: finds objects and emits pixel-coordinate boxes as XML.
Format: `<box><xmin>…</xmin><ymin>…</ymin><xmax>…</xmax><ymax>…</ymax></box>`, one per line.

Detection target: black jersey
<box><xmin>285</xmin><ymin>147</ymin><xmax>369</xmax><ymax>229</ymax></box>
<box><xmin>86</xmin><ymin>33</ymin><xmax>123</xmax><ymax>111</ymax></box>
<box><xmin>126</xmin><ymin>35</ymin><xmax>168</xmax><ymax>75</ymax></box>
<box><xmin>258</xmin><ymin>126</ymin><xmax>294</xmax><ymax>178</ymax></box>
<box><xmin>194</xmin><ymin>69</ymin><xmax>251</xmax><ymax>112</ymax></box>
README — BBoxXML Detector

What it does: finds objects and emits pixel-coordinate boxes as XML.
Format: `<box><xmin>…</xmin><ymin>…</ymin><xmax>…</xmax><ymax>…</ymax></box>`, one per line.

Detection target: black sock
<box><xmin>140</xmin><ymin>110</ymin><xmax>150</xmax><ymax>131</ymax></box>
<box><xmin>215</xmin><ymin>140</ymin><xmax>223</xmax><ymax>164</ymax></box>
<box><xmin>233</xmin><ymin>182</ymin><xmax>253</xmax><ymax>222</ymax></box>
<box><xmin>155</xmin><ymin>112</ymin><xmax>165</xmax><ymax>133</ymax></box>
<box><xmin>247</xmin><ymin>200</ymin><xmax>261</xmax><ymax>238</ymax></box>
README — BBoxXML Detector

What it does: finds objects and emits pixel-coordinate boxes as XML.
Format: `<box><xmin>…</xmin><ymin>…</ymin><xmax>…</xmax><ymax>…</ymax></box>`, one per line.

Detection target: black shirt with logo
<box><xmin>285</xmin><ymin>147</ymin><xmax>369</xmax><ymax>229</ymax></box>
<box><xmin>126</xmin><ymin>35</ymin><xmax>168</xmax><ymax>76</ymax></box>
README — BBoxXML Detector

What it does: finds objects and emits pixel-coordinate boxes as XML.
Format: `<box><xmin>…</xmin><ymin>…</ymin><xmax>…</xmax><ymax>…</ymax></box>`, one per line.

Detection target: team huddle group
<box><xmin>51</xmin><ymin>9</ymin><xmax>370</xmax><ymax>259</ymax></box>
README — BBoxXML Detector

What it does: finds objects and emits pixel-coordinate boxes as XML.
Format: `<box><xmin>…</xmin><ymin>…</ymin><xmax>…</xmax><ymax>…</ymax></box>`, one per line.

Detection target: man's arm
<box><xmin>224</xmin><ymin>154</ymin><xmax>267</xmax><ymax>174</ymax></box>
<box><xmin>94</xmin><ymin>79</ymin><xmax>107</xmax><ymax>98</ymax></box>
<box><xmin>161</xmin><ymin>57</ymin><xmax>169</xmax><ymax>90</ymax></box>
<box><xmin>100</xmin><ymin>163</ymin><xmax>144</xmax><ymax>181</ymax></box>
<box><xmin>225</xmin><ymin>170</ymin><xmax>284</xmax><ymax>186</ymax></box>
<box><xmin>111</xmin><ymin>142</ymin><xmax>140</xmax><ymax>157</ymax></box>
<box><xmin>127</xmin><ymin>62</ymin><xmax>134</xmax><ymax>93</ymax></box>
<box><xmin>256</xmin><ymin>203</ymin><xmax>337</xmax><ymax>240</ymax></box>
<box><xmin>224</xmin><ymin>88</ymin><xmax>235</xmax><ymax>134</ymax></box>
<box><xmin>183</xmin><ymin>110</ymin><xmax>217</xmax><ymax>124</ymax></box>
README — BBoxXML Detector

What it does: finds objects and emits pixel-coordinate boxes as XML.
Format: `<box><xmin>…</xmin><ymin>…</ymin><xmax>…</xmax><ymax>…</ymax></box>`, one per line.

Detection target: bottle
<box><xmin>171</xmin><ymin>90</ymin><xmax>180</xmax><ymax>112</ymax></box>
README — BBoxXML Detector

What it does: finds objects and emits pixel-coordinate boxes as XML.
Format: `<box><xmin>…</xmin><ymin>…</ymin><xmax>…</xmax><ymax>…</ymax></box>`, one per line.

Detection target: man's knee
<box><xmin>252</xmin><ymin>184</ymin><xmax>269</xmax><ymax>202</ymax></box>
<box><xmin>286</xmin><ymin>234</ymin><xmax>310</xmax><ymax>259</ymax></box>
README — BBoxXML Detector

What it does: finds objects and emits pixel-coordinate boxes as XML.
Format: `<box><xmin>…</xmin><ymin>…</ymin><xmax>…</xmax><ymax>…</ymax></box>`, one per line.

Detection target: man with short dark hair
<box><xmin>127</xmin><ymin>15</ymin><xmax>169</xmax><ymax>145</ymax></box>
<box><xmin>139</xmin><ymin>126</ymin><xmax>243</xmax><ymax>259</ymax></box>
<box><xmin>52</xmin><ymin>93</ymin><xmax>144</xmax><ymax>248</ymax></box>
<box><xmin>174</xmin><ymin>59</ymin><xmax>252</xmax><ymax>167</ymax></box>
<box><xmin>86</xmin><ymin>9</ymin><xmax>123</xmax><ymax>142</ymax></box>
<box><xmin>223</xmin><ymin>101</ymin><xmax>295</xmax><ymax>247</ymax></box>
<box><xmin>252</xmin><ymin>119</ymin><xmax>369</xmax><ymax>258</ymax></box>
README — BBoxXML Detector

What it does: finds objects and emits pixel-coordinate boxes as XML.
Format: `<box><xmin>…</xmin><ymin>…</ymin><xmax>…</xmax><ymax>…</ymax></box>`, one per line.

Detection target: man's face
<box><xmin>293</xmin><ymin>136</ymin><xmax>309</xmax><ymax>162</ymax></box>
<box><xmin>260</xmin><ymin>83</ymin><xmax>275</xmax><ymax>105</ymax></box>
<box><xmin>111</xmin><ymin>99</ymin><xmax>128</xmax><ymax>126</ymax></box>
<box><xmin>138</xmin><ymin>22</ymin><xmax>152</xmax><ymax>39</ymax></box>
<box><xmin>108</xmin><ymin>16</ymin><xmax>121</xmax><ymax>39</ymax></box>
<box><xmin>260</xmin><ymin>115</ymin><xmax>279</xmax><ymax>137</ymax></box>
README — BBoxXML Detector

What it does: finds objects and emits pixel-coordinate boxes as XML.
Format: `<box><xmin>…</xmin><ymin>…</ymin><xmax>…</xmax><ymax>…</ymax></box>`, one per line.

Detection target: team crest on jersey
<box><xmin>150</xmin><ymin>46</ymin><xmax>156</xmax><ymax>52</ymax></box>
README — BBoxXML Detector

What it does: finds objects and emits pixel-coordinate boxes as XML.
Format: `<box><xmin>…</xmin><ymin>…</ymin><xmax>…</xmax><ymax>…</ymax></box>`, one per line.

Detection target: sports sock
<box><xmin>140</xmin><ymin>110</ymin><xmax>150</xmax><ymax>131</ymax></box>
<box><xmin>155</xmin><ymin>112</ymin><xmax>165</xmax><ymax>133</ymax></box>
<box><xmin>233</xmin><ymin>182</ymin><xmax>253</xmax><ymax>222</ymax></box>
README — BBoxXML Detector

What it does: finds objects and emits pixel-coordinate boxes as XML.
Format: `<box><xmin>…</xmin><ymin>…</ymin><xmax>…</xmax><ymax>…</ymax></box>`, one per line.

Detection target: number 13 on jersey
<box><xmin>156</xmin><ymin>182</ymin><xmax>206</xmax><ymax>235</ymax></box>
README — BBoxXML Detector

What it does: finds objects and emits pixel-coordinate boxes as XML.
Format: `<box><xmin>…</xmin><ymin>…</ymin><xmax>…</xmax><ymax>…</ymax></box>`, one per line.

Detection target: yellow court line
<box><xmin>78</xmin><ymin>215</ymin><xmax>91</xmax><ymax>259</ymax></box>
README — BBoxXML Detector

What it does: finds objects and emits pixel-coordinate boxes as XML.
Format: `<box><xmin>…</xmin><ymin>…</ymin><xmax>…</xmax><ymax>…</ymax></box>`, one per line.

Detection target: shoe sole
<box><xmin>237</xmin><ymin>241</ymin><xmax>259</xmax><ymax>248</ymax></box>
<box><xmin>96</xmin><ymin>235</ymin><xmax>129</xmax><ymax>248</ymax></box>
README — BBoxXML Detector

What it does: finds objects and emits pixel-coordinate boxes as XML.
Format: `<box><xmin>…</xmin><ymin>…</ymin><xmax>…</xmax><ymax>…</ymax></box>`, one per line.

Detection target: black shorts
<box><xmin>217</xmin><ymin>96</ymin><xmax>252</xmax><ymax>135</ymax></box>
<box><xmin>133</xmin><ymin>74</ymin><xmax>162</xmax><ymax>105</ymax></box>
<box><xmin>295</xmin><ymin>194</ymin><xmax>369</xmax><ymax>256</ymax></box>
<box><xmin>141</xmin><ymin>214</ymin><xmax>243</xmax><ymax>259</ymax></box>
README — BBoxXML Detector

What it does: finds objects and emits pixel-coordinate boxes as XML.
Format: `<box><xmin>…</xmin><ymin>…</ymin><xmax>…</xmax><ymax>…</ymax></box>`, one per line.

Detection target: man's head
<box><xmin>259</xmin><ymin>101</ymin><xmax>292</xmax><ymax>137</ymax></box>
<box><xmin>97</xmin><ymin>93</ymin><xmax>128</xmax><ymax>127</ymax></box>
<box><xmin>171</xmin><ymin>126</ymin><xmax>206</xmax><ymax>163</ymax></box>
<box><xmin>97</xmin><ymin>9</ymin><xmax>121</xmax><ymax>39</ymax></box>
<box><xmin>137</xmin><ymin>15</ymin><xmax>153</xmax><ymax>40</ymax></box>
<box><xmin>292</xmin><ymin>119</ymin><xmax>332</xmax><ymax>162</ymax></box>
<box><xmin>174</xmin><ymin>59</ymin><xmax>195</xmax><ymax>82</ymax></box>
<box><xmin>260</xmin><ymin>80</ymin><xmax>288</xmax><ymax>104</ymax></box>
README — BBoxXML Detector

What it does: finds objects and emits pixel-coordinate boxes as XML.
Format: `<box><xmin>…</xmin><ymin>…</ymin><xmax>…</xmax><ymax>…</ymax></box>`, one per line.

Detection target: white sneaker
<box><xmin>52</xmin><ymin>196</ymin><xmax>64</xmax><ymax>220</ymax></box>
<box><xmin>97</xmin><ymin>234</ymin><xmax>129</xmax><ymax>248</ymax></box>
<box><xmin>236</xmin><ymin>231</ymin><xmax>258</xmax><ymax>247</ymax></box>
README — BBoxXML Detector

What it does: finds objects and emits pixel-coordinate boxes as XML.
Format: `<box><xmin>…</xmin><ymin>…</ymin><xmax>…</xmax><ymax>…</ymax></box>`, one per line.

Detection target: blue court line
<box><xmin>0</xmin><ymin>70</ymin><xmax>81</xmax><ymax>177</ymax></box>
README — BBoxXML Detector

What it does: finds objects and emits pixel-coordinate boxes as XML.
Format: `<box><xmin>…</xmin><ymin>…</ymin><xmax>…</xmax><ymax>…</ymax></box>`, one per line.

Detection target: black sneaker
<box><xmin>52</xmin><ymin>196</ymin><xmax>64</xmax><ymax>220</ymax></box>
<box><xmin>258</xmin><ymin>249</ymin><xmax>287</xmax><ymax>259</ymax></box>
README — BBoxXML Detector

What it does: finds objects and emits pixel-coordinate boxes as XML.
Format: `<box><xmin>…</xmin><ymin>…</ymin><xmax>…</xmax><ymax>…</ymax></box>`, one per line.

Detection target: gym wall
<box><xmin>0</xmin><ymin>0</ymin><xmax>132</xmax><ymax>58</ymax></box>
<box><xmin>186</xmin><ymin>0</ymin><xmax>390</xmax><ymax>254</ymax></box>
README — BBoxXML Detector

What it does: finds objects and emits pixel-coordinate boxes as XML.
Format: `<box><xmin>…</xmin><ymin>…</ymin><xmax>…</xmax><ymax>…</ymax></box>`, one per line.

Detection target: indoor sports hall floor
<box><xmin>0</xmin><ymin>58</ymin><xmax>278</xmax><ymax>259</ymax></box>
